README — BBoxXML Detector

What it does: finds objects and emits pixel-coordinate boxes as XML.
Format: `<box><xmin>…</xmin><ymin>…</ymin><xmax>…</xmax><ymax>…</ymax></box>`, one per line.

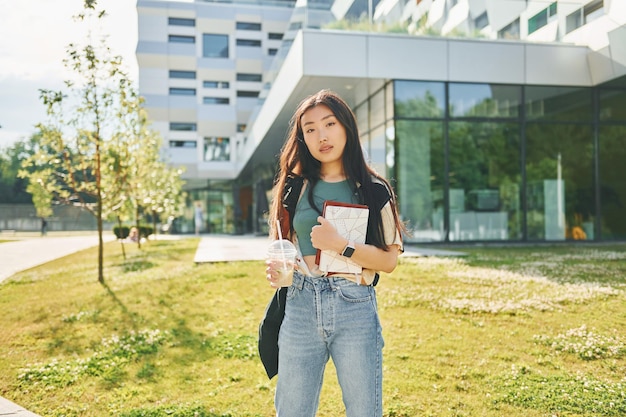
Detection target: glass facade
<box><xmin>598</xmin><ymin>86</ymin><xmax>626</xmax><ymax>240</ymax></box>
<box><xmin>525</xmin><ymin>123</ymin><xmax>593</xmax><ymax>241</ymax></box>
<box><xmin>449</xmin><ymin>121</ymin><xmax>522</xmax><ymax>241</ymax></box>
<box><xmin>178</xmin><ymin>186</ymin><xmax>237</xmax><ymax>234</ymax></box>
<box><xmin>355</xmin><ymin>80</ymin><xmax>626</xmax><ymax>243</ymax></box>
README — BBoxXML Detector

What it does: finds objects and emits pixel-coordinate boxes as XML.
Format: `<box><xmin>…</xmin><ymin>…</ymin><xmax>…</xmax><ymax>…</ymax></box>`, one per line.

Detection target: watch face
<box><xmin>342</xmin><ymin>245</ymin><xmax>355</xmax><ymax>258</ymax></box>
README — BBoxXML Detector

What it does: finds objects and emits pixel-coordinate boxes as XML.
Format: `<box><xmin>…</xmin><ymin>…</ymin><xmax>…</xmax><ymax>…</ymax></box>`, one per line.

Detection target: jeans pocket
<box><xmin>286</xmin><ymin>285</ymin><xmax>298</xmax><ymax>300</ymax></box>
<box><xmin>337</xmin><ymin>282</ymin><xmax>372</xmax><ymax>303</ymax></box>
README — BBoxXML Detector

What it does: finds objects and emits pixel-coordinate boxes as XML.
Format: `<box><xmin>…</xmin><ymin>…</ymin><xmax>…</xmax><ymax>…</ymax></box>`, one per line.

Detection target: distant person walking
<box><xmin>41</xmin><ymin>218</ymin><xmax>48</xmax><ymax>236</ymax></box>
<box><xmin>194</xmin><ymin>203</ymin><xmax>204</xmax><ymax>235</ymax></box>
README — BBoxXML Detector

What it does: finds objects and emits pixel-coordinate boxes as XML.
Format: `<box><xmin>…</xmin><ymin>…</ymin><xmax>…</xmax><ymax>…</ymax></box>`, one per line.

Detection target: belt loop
<box><xmin>328</xmin><ymin>276</ymin><xmax>338</xmax><ymax>291</ymax></box>
<box><xmin>293</xmin><ymin>271</ymin><xmax>305</xmax><ymax>290</ymax></box>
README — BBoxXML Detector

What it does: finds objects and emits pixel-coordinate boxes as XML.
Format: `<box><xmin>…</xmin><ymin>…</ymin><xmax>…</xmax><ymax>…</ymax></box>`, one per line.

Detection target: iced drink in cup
<box><xmin>266</xmin><ymin>239</ymin><xmax>297</xmax><ymax>288</ymax></box>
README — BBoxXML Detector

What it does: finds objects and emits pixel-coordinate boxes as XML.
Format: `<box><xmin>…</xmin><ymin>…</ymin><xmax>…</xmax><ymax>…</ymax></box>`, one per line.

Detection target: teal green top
<box><xmin>293</xmin><ymin>179</ymin><xmax>359</xmax><ymax>256</ymax></box>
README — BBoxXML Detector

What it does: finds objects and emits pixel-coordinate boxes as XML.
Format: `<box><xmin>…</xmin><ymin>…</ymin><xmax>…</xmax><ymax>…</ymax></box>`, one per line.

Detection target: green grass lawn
<box><xmin>0</xmin><ymin>239</ymin><xmax>625</xmax><ymax>417</ymax></box>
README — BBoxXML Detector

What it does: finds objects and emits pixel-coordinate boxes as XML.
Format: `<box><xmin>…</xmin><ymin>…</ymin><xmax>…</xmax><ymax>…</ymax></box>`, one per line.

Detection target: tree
<box><xmin>19</xmin><ymin>1</ymin><xmax>185</xmax><ymax>282</ymax></box>
<box><xmin>0</xmin><ymin>136</ymin><xmax>40</xmax><ymax>204</ymax></box>
<box><xmin>102</xmin><ymin>85</ymin><xmax>186</xmax><ymax>250</ymax></box>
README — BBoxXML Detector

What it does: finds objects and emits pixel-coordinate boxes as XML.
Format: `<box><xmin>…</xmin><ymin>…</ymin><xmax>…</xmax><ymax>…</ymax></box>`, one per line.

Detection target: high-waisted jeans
<box><xmin>275</xmin><ymin>271</ymin><xmax>384</xmax><ymax>417</ymax></box>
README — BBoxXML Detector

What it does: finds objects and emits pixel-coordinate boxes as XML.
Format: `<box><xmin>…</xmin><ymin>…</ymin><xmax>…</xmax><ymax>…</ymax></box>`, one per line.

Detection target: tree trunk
<box><xmin>136</xmin><ymin>206</ymin><xmax>141</xmax><ymax>249</ymax></box>
<box><xmin>96</xmin><ymin>140</ymin><xmax>104</xmax><ymax>284</ymax></box>
<box><xmin>152</xmin><ymin>210</ymin><xmax>158</xmax><ymax>240</ymax></box>
<box><xmin>117</xmin><ymin>215</ymin><xmax>126</xmax><ymax>260</ymax></box>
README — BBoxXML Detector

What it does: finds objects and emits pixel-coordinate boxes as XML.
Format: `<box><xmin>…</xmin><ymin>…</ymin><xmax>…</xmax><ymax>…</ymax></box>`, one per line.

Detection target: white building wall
<box><xmin>137</xmin><ymin>0</ymin><xmax>294</xmax><ymax>182</ymax></box>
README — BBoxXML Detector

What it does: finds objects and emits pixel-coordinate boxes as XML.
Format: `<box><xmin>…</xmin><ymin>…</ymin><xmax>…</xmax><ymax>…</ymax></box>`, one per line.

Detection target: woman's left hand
<box><xmin>310</xmin><ymin>216</ymin><xmax>344</xmax><ymax>253</ymax></box>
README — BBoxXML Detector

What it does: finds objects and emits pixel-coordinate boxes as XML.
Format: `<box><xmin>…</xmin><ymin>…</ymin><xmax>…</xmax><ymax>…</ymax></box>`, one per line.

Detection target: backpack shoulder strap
<box><xmin>370</xmin><ymin>176</ymin><xmax>392</xmax><ymax>211</ymax></box>
<box><xmin>279</xmin><ymin>175</ymin><xmax>305</xmax><ymax>239</ymax></box>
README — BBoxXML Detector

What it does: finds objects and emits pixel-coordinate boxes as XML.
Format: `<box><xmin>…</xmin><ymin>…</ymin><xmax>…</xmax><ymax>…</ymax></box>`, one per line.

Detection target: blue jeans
<box><xmin>275</xmin><ymin>271</ymin><xmax>384</xmax><ymax>417</ymax></box>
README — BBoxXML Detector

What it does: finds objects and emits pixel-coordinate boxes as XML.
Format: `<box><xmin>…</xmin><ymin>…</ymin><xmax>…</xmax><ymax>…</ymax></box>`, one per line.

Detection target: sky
<box><xmin>0</xmin><ymin>0</ymin><xmax>141</xmax><ymax>148</ymax></box>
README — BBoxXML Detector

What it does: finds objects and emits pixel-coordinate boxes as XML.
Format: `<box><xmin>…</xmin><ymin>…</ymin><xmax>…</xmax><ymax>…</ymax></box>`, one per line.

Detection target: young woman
<box><xmin>266</xmin><ymin>89</ymin><xmax>404</xmax><ymax>417</ymax></box>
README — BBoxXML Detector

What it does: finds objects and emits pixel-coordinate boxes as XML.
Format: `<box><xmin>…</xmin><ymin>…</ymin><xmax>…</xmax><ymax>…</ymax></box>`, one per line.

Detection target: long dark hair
<box><xmin>269</xmin><ymin>89</ymin><xmax>403</xmax><ymax>250</ymax></box>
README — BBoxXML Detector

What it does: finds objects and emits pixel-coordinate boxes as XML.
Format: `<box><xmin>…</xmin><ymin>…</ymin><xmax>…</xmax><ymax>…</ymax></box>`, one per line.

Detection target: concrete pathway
<box><xmin>0</xmin><ymin>397</ymin><xmax>41</xmax><ymax>417</ymax></box>
<box><xmin>193</xmin><ymin>234</ymin><xmax>465</xmax><ymax>263</ymax></box>
<box><xmin>0</xmin><ymin>234</ymin><xmax>116</xmax><ymax>284</ymax></box>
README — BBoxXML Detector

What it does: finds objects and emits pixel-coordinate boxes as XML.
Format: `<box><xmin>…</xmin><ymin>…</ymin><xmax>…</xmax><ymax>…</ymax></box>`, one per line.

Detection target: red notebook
<box><xmin>315</xmin><ymin>201</ymin><xmax>369</xmax><ymax>274</ymax></box>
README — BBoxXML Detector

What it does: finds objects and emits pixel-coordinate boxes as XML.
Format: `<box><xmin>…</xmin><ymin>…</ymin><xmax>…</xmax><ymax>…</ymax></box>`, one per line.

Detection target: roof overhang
<box><xmin>236</xmin><ymin>28</ymin><xmax>625</xmax><ymax>182</ymax></box>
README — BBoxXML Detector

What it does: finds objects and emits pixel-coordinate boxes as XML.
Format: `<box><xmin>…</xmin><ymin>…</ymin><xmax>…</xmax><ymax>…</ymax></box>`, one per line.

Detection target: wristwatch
<box><xmin>341</xmin><ymin>240</ymin><xmax>355</xmax><ymax>258</ymax></box>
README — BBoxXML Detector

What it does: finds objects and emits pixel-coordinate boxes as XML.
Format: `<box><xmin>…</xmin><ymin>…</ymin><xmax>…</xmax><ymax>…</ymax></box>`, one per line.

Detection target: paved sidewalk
<box><xmin>0</xmin><ymin>234</ymin><xmax>116</xmax><ymax>284</ymax></box>
<box><xmin>0</xmin><ymin>397</ymin><xmax>41</xmax><ymax>417</ymax></box>
<box><xmin>193</xmin><ymin>234</ymin><xmax>465</xmax><ymax>263</ymax></box>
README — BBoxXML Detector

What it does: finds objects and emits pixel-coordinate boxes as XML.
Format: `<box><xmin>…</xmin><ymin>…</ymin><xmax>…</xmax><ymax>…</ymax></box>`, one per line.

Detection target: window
<box><xmin>236</xmin><ymin>73</ymin><xmax>262</xmax><ymax>82</ymax></box>
<box><xmin>566</xmin><ymin>0</ymin><xmax>604</xmax><ymax>33</ymax></box>
<box><xmin>599</xmin><ymin>124</ymin><xmax>626</xmax><ymax>239</ymax></box>
<box><xmin>448</xmin><ymin>122</ymin><xmax>522</xmax><ymax>241</ymax></box>
<box><xmin>169</xmin><ymin>88</ymin><xmax>196</xmax><ymax>96</ymax></box>
<box><xmin>237</xmin><ymin>91</ymin><xmax>259</xmax><ymax>98</ymax></box>
<box><xmin>236</xmin><ymin>22</ymin><xmax>261</xmax><ymax>31</ymax></box>
<box><xmin>449</xmin><ymin>83</ymin><xmax>521</xmax><ymax>118</ymax></box>
<box><xmin>528</xmin><ymin>2</ymin><xmax>557</xmax><ymax>34</ymax></box>
<box><xmin>170</xmin><ymin>122</ymin><xmax>197</xmax><ymax>131</ymax></box>
<box><xmin>474</xmin><ymin>11</ymin><xmax>488</xmax><ymax>30</ymax></box>
<box><xmin>396</xmin><ymin>119</ymin><xmax>445</xmax><ymax>242</ymax></box>
<box><xmin>288</xmin><ymin>22</ymin><xmax>302</xmax><ymax>31</ymax></box>
<box><xmin>204</xmin><ymin>137</ymin><xmax>230</xmax><ymax>161</ymax></box>
<box><xmin>566</xmin><ymin>9</ymin><xmax>583</xmax><ymax>33</ymax></box>
<box><xmin>169</xmin><ymin>35</ymin><xmax>195</xmax><ymax>43</ymax></box>
<box><xmin>236</xmin><ymin>39</ymin><xmax>261</xmax><ymax>47</ymax></box>
<box><xmin>168</xmin><ymin>17</ymin><xmax>195</xmax><ymax>27</ymax></box>
<box><xmin>526</xmin><ymin>123</ymin><xmax>593</xmax><ymax>240</ymax></box>
<box><xmin>169</xmin><ymin>70</ymin><xmax>196</xmax><ymax>79</ymax></box>
<box><xmin>169</xmin><ymin>140</ymin><xmax>197</xmax><ymax>148</ymax></box>
<box><xmin>599</xmin><ymin>88</ymin><xmax>626</xmax><ymax>122</ymax></box>
<box><xmin>498</xmin><ymin>18</ymin><xmax>520</xmax><ymax>39</ymax></box>
<box><xmin>203</xmin><ymin>34</ymin><xmax>229</xmax><ymax>58</ymax></box>
<box><xmin>203</xmin><ymin>80</ymin><xmax>230</xmax><ymax>89</ymax></box>
<box><xmin>394</xmin><ymin>80</ymin><xmax>445</xmax><ymax>119</ymax></box>
<box><xmin>268</xmin><ymin>48</ymin><xmax>278</xmax><ymax>56</ymax></box>
<box><xmin>525</xmin><ymin>86</ymin><xmax>592</xmax><ymax>122</ymax></box>
<box><xmin>203</xmin><ymin>97</ymin><xmax>230</xmax><ymax>104</ymax></box>
<box><xmin>268</xmin><ymin>32</ymin><xmax>283</xmax><ymax>40</ymax></box>
<box><xmin>584</xmin><ymin>0</ymin><xmax>604</xmax><ymax>23</ymax></box>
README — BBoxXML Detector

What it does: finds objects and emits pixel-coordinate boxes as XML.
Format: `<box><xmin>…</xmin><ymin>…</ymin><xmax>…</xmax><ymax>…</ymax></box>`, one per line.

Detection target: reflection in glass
<box><xmin>599</xmin><ymin>125</ymin><xmax>626</xmax><ymax>239</ymax></box>
<box><xmin>385</xmin><ymin>121</ymin><xmax>395</xmax><ymax>180</ymax></box>
<box><xmin>526</xmin><ymin>123</ymin><xmax>593</xmax><ymax>240</ymax></box>
<box><xmin>370</xmin><ymin>88</ymin><xmax>385</xmax><ymax>129</ymax></box>
<box><xmin>369</xmin><ymin>124</ymin><xmax>385</xmax><ymax>177</ymax></box>
<box><xmin>449</xmin><ymin>83</ymin><xmax>520</xmax><ymax>118</ymax></box>
<box><xmin>396</xmin><ymin>120</ymin><xmax>444</xmax><ymax>242</ymax></box>
<box><xmin>525</xmin><ymin>86</ymin><xmax>592</xmax><ymax>122</ymax></box>
<box><xmin>203</xmin><ymin>34</ymin><xmax>229</xmax><ymax>58</ymax></box>
<box><xmin>204</xmin><ymin>137</ymin><xmax>230</xmax><ymax>161</ymax></box>
<box><xmin>599</xmin><ymin>89</ymin><xmax>626</xmax><ymax>122</ymax></box>
<box><xmin>448</xmin><ymin>122</ymin><xmax>522</xmax><ymax>241</ymax></box>
<box><xmin>394</xmin><ymin>81</ymin><xmax>445</xmax><ymax>119</ymax></box>
<box><xmin>356</xmin><ymin>99</ymin><xmax>369</xmax><ymax>135</ymax></box>
<box><xmin>390</xmin><ymin>81</ymin><xmax>626</xmax><ymax>242</ymax></box>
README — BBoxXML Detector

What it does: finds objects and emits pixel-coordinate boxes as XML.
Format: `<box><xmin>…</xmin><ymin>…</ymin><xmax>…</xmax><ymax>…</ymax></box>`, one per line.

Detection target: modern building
<box><xmin>137</xmin><ymin>0</ymin><xmax>626</xmax><ymax>242</ymax></box>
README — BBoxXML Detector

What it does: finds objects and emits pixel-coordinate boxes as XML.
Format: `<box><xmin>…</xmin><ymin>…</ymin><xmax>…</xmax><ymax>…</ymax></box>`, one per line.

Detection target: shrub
<box><xmin>113</xmin><ymin>226</ymin><xmax>130</xmax><ymax>239</ymax></box>
<box><xmin>112</xmin><ymin>225</ymin><xmax>154</xmax><ymax>239</ymax></box>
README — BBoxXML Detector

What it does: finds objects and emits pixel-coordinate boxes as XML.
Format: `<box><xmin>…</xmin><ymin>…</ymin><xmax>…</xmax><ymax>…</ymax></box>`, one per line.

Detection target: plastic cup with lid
<box><xmin>266</xmin><ymin>239</ymin><xmax>297</xmax><ymax>288</ymax></box>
